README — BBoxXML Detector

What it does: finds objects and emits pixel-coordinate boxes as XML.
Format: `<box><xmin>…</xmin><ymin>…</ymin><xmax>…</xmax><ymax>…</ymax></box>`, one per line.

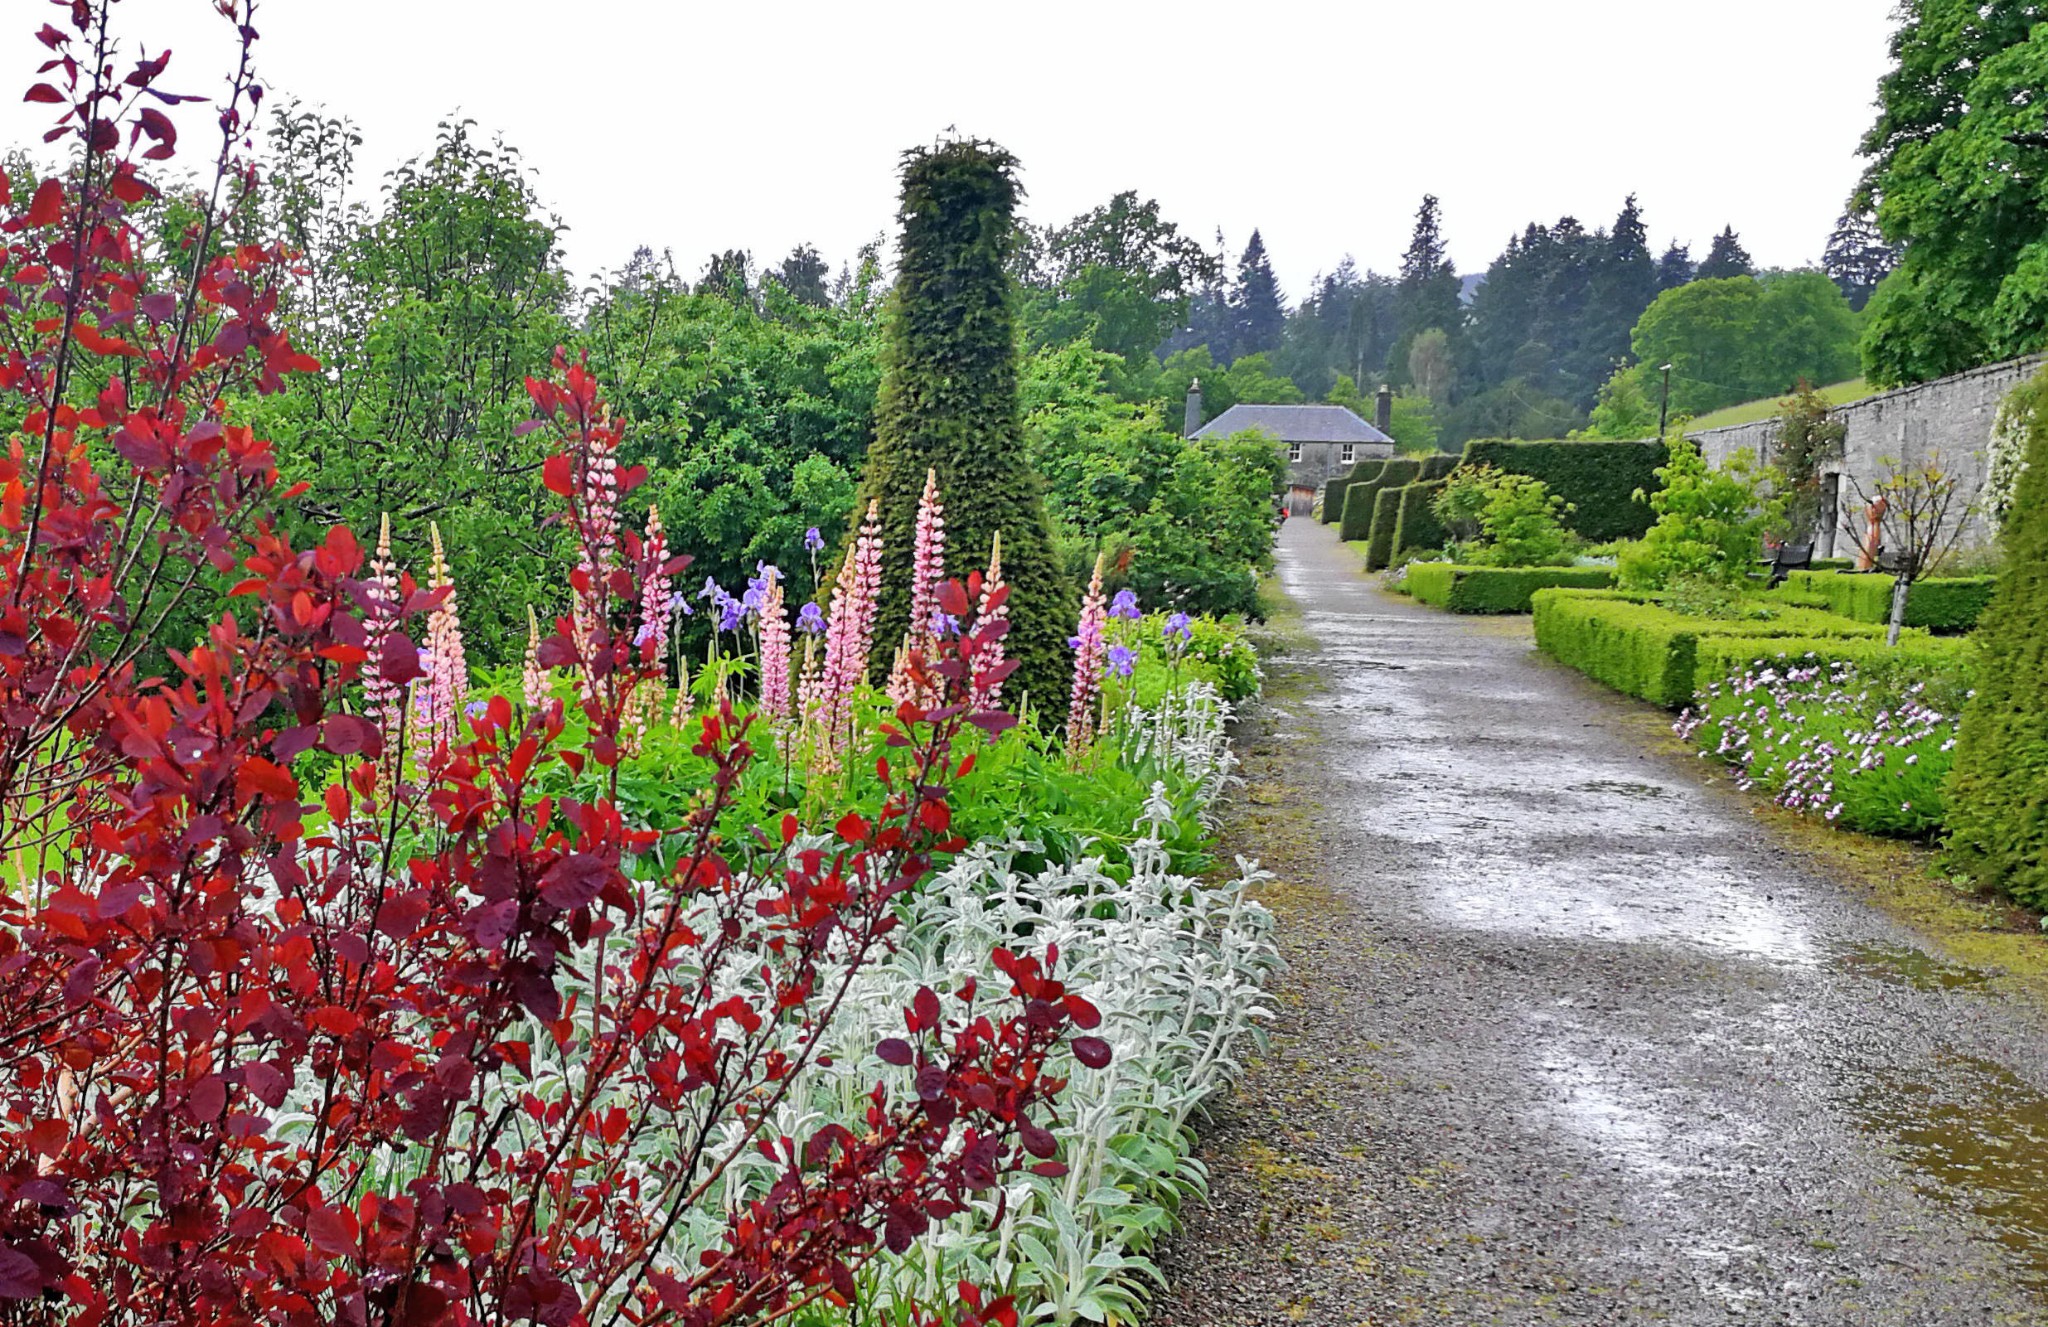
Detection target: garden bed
<box><xmin>1406</xmin><ymin>563</ymin><xmax>1616</xmax><ymax>614</ymax></box>
<box><xmin>1530</xmin><ymin>588</ymin><xmax>1896</xmax><ymax>707</ymax></box>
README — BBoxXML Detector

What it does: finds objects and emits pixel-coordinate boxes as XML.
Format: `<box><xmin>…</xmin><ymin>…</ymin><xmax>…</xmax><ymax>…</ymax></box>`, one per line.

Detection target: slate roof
<box><xmin>1190</xmin><ymin>403</ymin><xmax>1393</xmax><ymax>445</ymax></box>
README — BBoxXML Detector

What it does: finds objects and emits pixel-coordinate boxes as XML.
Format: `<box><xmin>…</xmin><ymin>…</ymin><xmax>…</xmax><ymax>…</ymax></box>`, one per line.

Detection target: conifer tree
<box><xmin>856</xmin><ymin>139</ymin><xmax>1072</xmax><ymax>714</ymax></box>
<box><xmin>1656</xmin><ymin>240</ymin><xmax>1695</xmax><ymax>291</ymax></box>
<box><xmin>1947</xmin><ymin>369</ymin><xmax>2048</xmax><ymax>906</ymax></box>
<box><xmin>1696</xmin><ymin>226</ymin><xmax>1754</xmax><ymax>280</ymax></box>
<box><xmin>1822</xmin><ymin>210</ymin><xmax>1896</xmax><ymax>312</ymax></box>
<box><xmin>1232</xmin><ymin>228</ymin><xmax>1287</xmax><ymax>358</ymax></box>
<box><xmin>775</xmin><ymin>242</ymin><xmax>832</xmax><ymax>306</ymax></box>
<box><xmin>1393</xmin><ymin>194</ymin><xmax>1466</xmax><ymax>387</ymax></box>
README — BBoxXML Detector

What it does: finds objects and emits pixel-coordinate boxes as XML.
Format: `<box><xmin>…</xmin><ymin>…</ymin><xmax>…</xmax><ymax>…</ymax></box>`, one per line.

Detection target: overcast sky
<box><xmin>5</xmin><ymin>1</ymin><xmax>1896</xmax><ymax>297</ymax></box>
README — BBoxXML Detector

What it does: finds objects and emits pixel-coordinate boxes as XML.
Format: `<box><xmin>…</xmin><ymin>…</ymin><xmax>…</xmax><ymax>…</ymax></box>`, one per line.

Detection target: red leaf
<box><xmin>541</xmin><ymin>452</ymin><xmax>573</xmax><ymax>496</ymax></box>
<box><xmin>23</xmin><ymin>84</ymin><xmax>63</xmax><ymax>104</ymax></box>
<box><xmin>237</xmin><ymin>756</ymin><xmax>297</xmax><ymax>800</ymax></box>
<box><xmin>309</xmin><ymin>1007</ymin><xmax>360</xmax><ymax>1036</ymax></box>
<box><xmin>305</xmin><ymin>1203</ymin><xmax>359</xmax><ymax>1260</ymax></box>
<box><xmin>1071</xmin><ymin>1036</ymin><xmax>1112</xmax><ymax>1069</ymax></box>
<box><xmin>25</xmin><ymin>178</ymin><xmax>63</xmax><ymax>227</ymax></box>
<box><xmin>876</xmin><ymin>1038</ymin><xmax>913</xmax><ymax>1067</ymax></box>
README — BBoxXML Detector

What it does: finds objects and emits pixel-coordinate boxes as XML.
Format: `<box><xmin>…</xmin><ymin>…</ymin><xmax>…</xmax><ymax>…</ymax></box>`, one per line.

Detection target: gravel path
<box><xmin>1153</xmin><ymin>518</ymin><xmax>2048</xmax><ymax>1326</ymax></box>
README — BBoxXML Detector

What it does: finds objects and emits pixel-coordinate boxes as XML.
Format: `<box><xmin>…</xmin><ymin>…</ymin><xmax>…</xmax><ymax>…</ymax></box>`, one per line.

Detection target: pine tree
<box><xmin>1821</xmin><ymin>209</ymin><xmax>1896</xmax><ymax>312</ymax></box>
<box><xmin>1947</xmin><ymin>368</ymin><xmax>2048</xmax><ymax>906</ymax></box>
<box><xmin>774</xmin><ymin>243</ymin><xmax>831</xmax><ymax>306</ymax></box>
<box><xmin>1656</xmin><ymin>241</ymin><xmax>1695</xmax><ymax>291</ymax></box>
<box><xmin>855</xmin><ymin>140</ymin><xmax>1072</xmax><ymax>715</ymax></box>
<box><xmin>1393</xmin><ymin>194</ymin><xmax>1465</xmax><ymax>386</ymax></box>
<box><xmin>1696</xmin><ymin>227</ymin><xmax>1753</xmax><ymax>280</ymax></box>
<box><xmin>698</xmin><ymin>248</ymin><xmax>753</xmax><ymax>302</ymax></box>
<box><xmin>1232</xmin><ymin>228</ymin><xmax>1286</xmax><ymax>358</ymax></box>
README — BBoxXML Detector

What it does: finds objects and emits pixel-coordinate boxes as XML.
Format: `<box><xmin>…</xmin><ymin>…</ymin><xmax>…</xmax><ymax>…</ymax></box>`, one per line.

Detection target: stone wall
<box><xmin>1689</xmin><ymin>354</ymin><xmax>2044</xmax><ymax>557</ymax></box>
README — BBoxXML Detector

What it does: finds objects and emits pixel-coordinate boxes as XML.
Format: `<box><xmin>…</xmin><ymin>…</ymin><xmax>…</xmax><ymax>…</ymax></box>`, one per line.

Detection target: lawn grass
<box><xmin>1688</xmin><ymin>378</ymin><xmax>1874</xmax><ymax>432</ymax></box>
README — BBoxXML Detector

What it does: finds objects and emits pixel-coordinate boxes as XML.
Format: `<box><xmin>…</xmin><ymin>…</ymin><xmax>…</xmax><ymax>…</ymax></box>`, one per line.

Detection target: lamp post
<box><xmin>1656</xmin><ymin>363</ymin><xmax>1674</xmax><ymax>438</ymax></box>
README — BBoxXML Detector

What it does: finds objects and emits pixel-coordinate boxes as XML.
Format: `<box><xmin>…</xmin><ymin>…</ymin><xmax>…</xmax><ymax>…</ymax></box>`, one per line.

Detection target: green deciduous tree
<box><xmin>857</xmin><ymin>139</ymin><xmax>1072</xmax><ymax>711</ymax></box>
<box><xmin>1626</xmin><ymin>272</ymin><xmax>1860</xmax><ymax>416</ymax></box>
<box><xmin>1857</xmin><ymin>0</ymin><xmax>2048</xmax><ymax>385</ymax></box>
<box><xmin>1019</xmin><ymin>190</ymin><xmax>1219</xmax><ymax>374</ymax></box>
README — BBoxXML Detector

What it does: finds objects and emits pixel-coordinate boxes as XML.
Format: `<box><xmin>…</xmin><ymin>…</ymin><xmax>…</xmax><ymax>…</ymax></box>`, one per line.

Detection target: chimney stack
<box><xmin>1374</xmin><ymin>384</ymin><xmax>1393</xmax><ymax>435</ymax></box>
<box><xmin>1184</xmin><ymin>378</ymin><xmax>1204</xmax><ymax>437</ymax></box>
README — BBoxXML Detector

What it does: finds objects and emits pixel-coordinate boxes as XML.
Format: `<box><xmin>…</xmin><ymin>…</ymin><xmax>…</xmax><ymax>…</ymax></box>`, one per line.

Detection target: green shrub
<box><xmin>1773</xmin><ymin>570</ymin><xmax>1996</xmax><ymax>634</ymax></box>
<box><xmin>1618</xmin><ymin>440</ymin><xmax>1786</xmax><ymax>590</ymax></box>
<box><xmin>1461</xmin><ymin>438</ymin><xmax>1668</xmax><ymax>541</ymax></box>
<box><xmin>1531</xmin><ymin>589</ymin><xmax>1891</xmax><ymax>707</ymax></box>
<box><xmin>1340</xmin><ymin>457</ymin><xmax>1420</xmax><ymax>542</ymax></box>
<box><xmin>1365</xmin><ymin>484</ymin><xmax>1406</xmax><ymax>570</ymax></box>
<box><xmin>1472</xmin><ymin>472</ymin><xmax>1574</xmax><ymax>567</ymax></box>
<box><xmin>1948</xmin><ymin>369</ymin><xmax>2048</xmax><ymax>907</ymax></box>
<box><xmin>1323</xmin><ymin>459</ymin><xmax>1387</xmax><ymax>526</ymax></box>
<box><xmin>1394</xmin><ymin>479</ymin><xmax>1450</xmax><ymax>561</ymax></box>
<box><xmin>1408</xmin><ymin>564</ymin><xmax>1616</xmax><ymax>613</ymax></box>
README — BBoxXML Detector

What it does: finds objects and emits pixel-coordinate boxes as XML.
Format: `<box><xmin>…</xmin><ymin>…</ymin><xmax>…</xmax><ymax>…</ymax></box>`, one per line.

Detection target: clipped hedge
<box><xmin>1362</xmin><ymin>455</ymin><xmax>1457</xmax><ymax>567</ymax></box>
<box><xmin>1340</xmin><ymin>458</ymin><xmax>1420</xmax><ymax>542</ymax></box>
<box><xmin>1393</xmin><ymin>479</ymin><xmax>1449</xmax><ymax>560</ymax></box>
<box><xmin>1693</xmin><ymin>634</ymin><xmax>1977</xmax><ymax>705</ymax></box>
<box><xmin>1531</xmin><ymin>589</ymin><xmax>1892</xmax><ymax>708</ymax></box>
<box><xmin>1323</xmin><ymin>459</ymin><xmax>1387</xmax><ymax>526</ymax></box>
<box><xmin>1461</xmin><ymin>438</ymin><xmax>1667</xmax><ymax>541</ymax></box>
<box><xmin>1408</xmin><ymin>564</ymin><xmax>1617</xmax><ymax>613</ymax></box>
<box><xmin>1775</xmin><ymin>570</ymin><xmax>1997</xmax><ymax>634</ymax></box>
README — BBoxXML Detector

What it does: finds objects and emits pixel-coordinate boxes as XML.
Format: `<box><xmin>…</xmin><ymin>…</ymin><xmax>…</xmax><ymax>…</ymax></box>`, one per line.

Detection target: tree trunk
<box><xmin>1887</xmin><ymin>574</ymin><xmax>1910</xmax><ymax>646</ymax></box>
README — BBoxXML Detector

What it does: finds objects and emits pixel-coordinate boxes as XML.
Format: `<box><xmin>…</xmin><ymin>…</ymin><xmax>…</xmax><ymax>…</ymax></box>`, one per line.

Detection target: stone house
<box><xmin>1186</xmin><ymin>382</ymin><xmax>1396</xmax><ymax>514</ymax></box>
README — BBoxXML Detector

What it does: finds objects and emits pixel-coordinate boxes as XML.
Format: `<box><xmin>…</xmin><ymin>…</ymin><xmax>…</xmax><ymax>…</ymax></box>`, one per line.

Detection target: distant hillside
<box><xmin>1687</xmin><ymin>378</ymin><xmax>1875</xmax><ymax>431</ymax></box>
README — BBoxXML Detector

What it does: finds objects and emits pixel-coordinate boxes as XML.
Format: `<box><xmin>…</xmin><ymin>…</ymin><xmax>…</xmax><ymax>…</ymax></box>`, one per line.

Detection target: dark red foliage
<box><xmin>0</xmin><ymin>6</ymin><xmax>1084</xmax><ymax>1326</ymax></box>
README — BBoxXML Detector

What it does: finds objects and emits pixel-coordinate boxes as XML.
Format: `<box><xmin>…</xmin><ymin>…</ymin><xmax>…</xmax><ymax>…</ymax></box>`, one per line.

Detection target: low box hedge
<box><xmin>1692</xmin><ymin>633</ymin><xmax>1977</xmax><ymax>704</ymax></box>
<box><xmin>1408</xmin><ymin>564</ymin><xmax>1618</xmax><ymax>613</ymax></box>
<box><xmin>1776</xmin><ymin>570</ymin><xmax>1997</xmax><ymax>633</ymax></box>
<box><xmin>1531</xmin><ymin>589</ymin><xmax>1892</xmax><ymax>708</ymax></box>
<box><xmin>1461</xmin><ymin>438</ymin><xmax>1667</xmax><ymax>542</ymax></box>
<box><xmin>1341</xmin><ymin>457</ymin><xmax>1421</xmax><ymax>542</ymax></box>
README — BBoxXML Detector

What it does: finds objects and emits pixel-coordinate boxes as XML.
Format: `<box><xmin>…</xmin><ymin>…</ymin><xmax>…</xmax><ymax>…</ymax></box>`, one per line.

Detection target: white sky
<box><xmin>4</xmin><ymin>1</ymin><xmax>1896</xmax><ymax>297</ymax></box>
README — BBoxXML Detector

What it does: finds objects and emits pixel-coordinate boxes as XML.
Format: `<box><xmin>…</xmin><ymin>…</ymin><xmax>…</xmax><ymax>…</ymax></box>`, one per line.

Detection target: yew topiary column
<box><xmin>858</xmin><ymin>139</ymin><xmax>1072</xmax><ymax>713</ymax></box>
<box><xmin>1946</xmin><ymin>371</ymin><xmax>2048</xmax><ymax>906</ymax></box>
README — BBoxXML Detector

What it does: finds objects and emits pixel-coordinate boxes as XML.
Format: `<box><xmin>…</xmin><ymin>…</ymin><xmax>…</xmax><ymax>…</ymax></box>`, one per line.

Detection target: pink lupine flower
<box><xmin>362</xmin><ymin>513</ymin><xmax>405</xmax><ymax>759</ymax></box>
<box><xmin>802</xmin><ymin>499</ymin><xmax>884</xmax><ymax>750</ymax></box>
<box><xmin>522</xmin><ymin>604</ymin><xmax>549</xmax><ymax>710</ymax></box>
<box><xmin>909</xmin><ymin>467</ymin><xmax>946</xmax><ymax>652</ymax></box>
<box><xmin>637</xmin><ymin>504</ymin><xmax>673</xmax><ymax>666</ymax></box>
<box><xmin>757</xmin><ymin>565</ymin><xmax>793</xmax><ymax>722</ymax></box>
<box><xmin>1066</xmin><ymin>552</ymin><xmax>1109</xmax><ymax>757</ymax></box>
<box><xmin>411</xmin><ymin>522</ymin><xmax>469</xmax><ymax>762</ymax></box>
<box><xmin>973</xmin><ymin>531</ymin><xmax>1008</xmax><ymax>708</ymax></box>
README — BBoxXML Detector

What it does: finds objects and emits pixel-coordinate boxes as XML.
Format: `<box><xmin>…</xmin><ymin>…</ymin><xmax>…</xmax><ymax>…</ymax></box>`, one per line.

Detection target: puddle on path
<box><xmin>1850</xmin><ymin>1047</ymin><xmax>2048</xmax><ymax>1292</ymax></box>
<box><xmin>1831</xmin><ymin>941</ymin><xmax>1994</xmax><ymax>993</ymax></box>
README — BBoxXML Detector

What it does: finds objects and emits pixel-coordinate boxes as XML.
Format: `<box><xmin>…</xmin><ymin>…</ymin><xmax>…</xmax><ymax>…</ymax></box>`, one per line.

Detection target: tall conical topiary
<box><xmin>857</xmin><ymin>139</ymin><xmax>1072</xmax><ymax>713</ymax></box>
<box><xmin>1947</xmin><ymin>369</ymin><xmax>2048</xmax><ymax>906</ymax></box>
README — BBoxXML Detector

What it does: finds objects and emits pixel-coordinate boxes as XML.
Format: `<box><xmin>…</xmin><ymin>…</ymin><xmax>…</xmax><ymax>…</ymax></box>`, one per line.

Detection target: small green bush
<box><xmin>1773</xmin><ymin>570</ymin><xmax>1996</xmax><ymax>634</ymax></box>
<box><xmin>1338</xmin><ymin>458</ymin><xmax>1419</xmax><ymax>541</ymax></box>
<box><xmin>1461</xmin><ymin>438</ymin><xmax>1668</xmax><ymax>541</ymax></box>
<box><xmin>1618</xmin><ymin>441</ymin><xmax>1786</xmax><ymax>590</ymax></box>
<box><xmin>1948</xmin><ymin>365</ymin><xmax>2048</xmax><ymax>907</ymax></box>
<box><xmin>1324</xmin><ymin>459</ymin><xmax>1387</xmax><ymax>526</ymax></box>
<box><xmin>1408</xmin><ymin>564</ymin><xmax>1616</xmax><ymax>613</ymax></box>
<box><xmin>1531</xmin><ymin>589</ymin><xmax>1891</xmax><ymax>707</ymax></box>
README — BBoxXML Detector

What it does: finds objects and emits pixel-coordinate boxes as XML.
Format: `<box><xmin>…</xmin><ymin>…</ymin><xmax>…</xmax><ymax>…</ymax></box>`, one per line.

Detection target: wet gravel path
<box><xmin>1154</xmin><ymin>519</ymin><xmax>2048</xmax><ymax>1326</ymax></box>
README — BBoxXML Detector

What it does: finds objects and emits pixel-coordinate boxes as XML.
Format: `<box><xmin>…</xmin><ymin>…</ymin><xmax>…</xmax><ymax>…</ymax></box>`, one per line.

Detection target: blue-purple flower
<box><xmin>1107</xmin><ymin>644</ymin><xmax>1136</xmax><ymax>678</ymax></box>
<box><xmin>1164</xmin><ymin>612</ymin><xmax>1193</xmax><ymax>643</ymax></box>
<box><xmin>1109</xmin><ymin>589</ymin><xmax>1142</xmax><ymax>621</ymax></box>
<box><xmin>804</xmin><ymin>527</ymin><xmax>826</xmax><ymax>553</ymax></box>
<box><xmin>797</xmin><ymin>601</ymin><xmax>827</xmax><ymax>634</ymax></box>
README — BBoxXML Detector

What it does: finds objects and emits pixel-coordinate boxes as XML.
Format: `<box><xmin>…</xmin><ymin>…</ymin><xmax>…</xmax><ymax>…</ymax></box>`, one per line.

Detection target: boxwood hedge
<box><xmin>1461</xmin><ymin>438</ymin><xmax>1667</xmax><ymax>541</ymax></box>
<box><xmin>1362</xmin><ymin>456</ymin><xmax>1457</xmax><ymax>567</ymax></box>
<box><xmin>1775</xmin><ymin>570</ymin><xmax>1997</xmax><ymax>634</ymax></box>
<box><xmin>1340</xmin><ymin>457</ymin><xmax>1420</xmax><ymax>542</ymax></box>
<box><xmin>1692</xmin><ymin>634</ymin><xmax>1976</xmax><ymax>703</ymax></box>
<box><xmin>1408</xmin><ymin>564</ymin><xmax>1618</xmax><ymax>613</ymax></box>
<box><xmin>1530</xmin><ymin>589</ymin><xmax>1893</xmax><ymax>708</ymax></box>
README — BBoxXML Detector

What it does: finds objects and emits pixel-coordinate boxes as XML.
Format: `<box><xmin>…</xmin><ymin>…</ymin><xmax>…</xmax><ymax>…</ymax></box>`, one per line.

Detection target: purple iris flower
<box><xmin>797</xmin><ymin>601</ymin><xmax>827</xmax><ymax>634</ymax></box>
<box><xmin>1107</xmin><ymin>644</ymin><xmax>1136</xmax><ymax>678</ymax></box>
<box><xmin>1164</xmin><ymin>612</ymin><xmax>1193</xmax><ymax>643</ymax></box>
<box><xmin>1109</xmin><ymin>589</ymin><xmax>1142</xmax><ymax>621</ymax></box>
<box><xmin>930</xmin><ymin>609</ymin><xmax>959</xmax><ymax>636</ymax></box>
<box><xmin>804</xmin><ymin>527</ymin><xmax>826</xmax><ymax>552</ymax></box>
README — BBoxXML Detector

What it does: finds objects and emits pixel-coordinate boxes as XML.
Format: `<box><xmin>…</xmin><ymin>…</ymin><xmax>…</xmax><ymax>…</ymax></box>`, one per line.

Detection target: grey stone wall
<box><xmin>1689</xmin><ymin>354</ymin><xmax>2044</xmax><ymax>556</ymax></box>
<box><xmin>1284</xmin><ymin>440</ymin><xmax>1393</xmax><ymax>492</ymax></box>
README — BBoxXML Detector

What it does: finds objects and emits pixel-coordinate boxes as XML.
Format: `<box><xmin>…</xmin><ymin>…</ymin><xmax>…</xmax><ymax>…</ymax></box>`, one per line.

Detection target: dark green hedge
<box><xmin>1461</xmin><ymin>438</ymin><xmax>1668</xmax><ymax>542</ymax></box>
<box><xmin>1339</xmin><ymin>458</ymin><xmax>1420</xmax><ymax>542</ymax></box>
<box><xmin>1393</xmin><ymin>480</ymin><xmax>1449</xmax><ymax>560</ymax></box>
<box><xmin>1775</xmin><ymin>570</ymin><xmax>1997</xmax><ymax>634</ymax></box>
<box><xmin>1530</xmin><ymin>589</ymin><xmax>1891</xmax><ymax>707</ymax></box>
<box><xmin>1408</xmin><ymin>564</ymin><xmax>1617</xmax><ymax>613</ymax></box>
<box><xmin>1364</xmin><ymin>485</ymin><xmax>1405</xmax><ymax>569</ymax></box>
<box><xmin>1323</xmin><ymin>459</ymin><xmax>1387</xmax><ymax>526</ymax></box>
<box><xmin>1949</xmin><ymin>375</ymin><xmax>2048</xmax><ymax>909</ymax></box>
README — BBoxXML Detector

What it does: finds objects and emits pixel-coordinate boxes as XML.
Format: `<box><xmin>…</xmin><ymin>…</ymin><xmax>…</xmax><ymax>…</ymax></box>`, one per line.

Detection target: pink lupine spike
<box><xmin>637</xmin><ymin>504</ymin><xmax>672</xmax><ymax>665</ymax></box>
<box><xmin>757</xmin><ymin>566</ymin><xmax>793</xmax><ymax>722</ymax></box>
<box><xmin>803</xmin><ymin>499</ymin><xmax>884</xmax><ymax>752</ymax></box>
<box><xmin>1066</xmin><ymin>552</ymin><xmax>1108</xmax><ymax>758</ymax></box>
<box><xmin>362</xmin><ymin>512</ymin><xmax>405</xmax><ymax>760</ymax></box>
<box><xmin>521</xmin><ymin>604</ymin><xmax>548</xmax><ymax>710</ymax></box>
<box><xmin>411</xmin><ymin>522</ymin><xmax>469</xmax><ymax>763</ymax></box>
<box><xmin>909</xmin><ymin>467</ymin><xmax>946</xmax><ymax>651</ymax></box>
<box><xmin>973</xmin><ymin>530</ymin><xmax>1008</xmax><ymax>708</ymax></box>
